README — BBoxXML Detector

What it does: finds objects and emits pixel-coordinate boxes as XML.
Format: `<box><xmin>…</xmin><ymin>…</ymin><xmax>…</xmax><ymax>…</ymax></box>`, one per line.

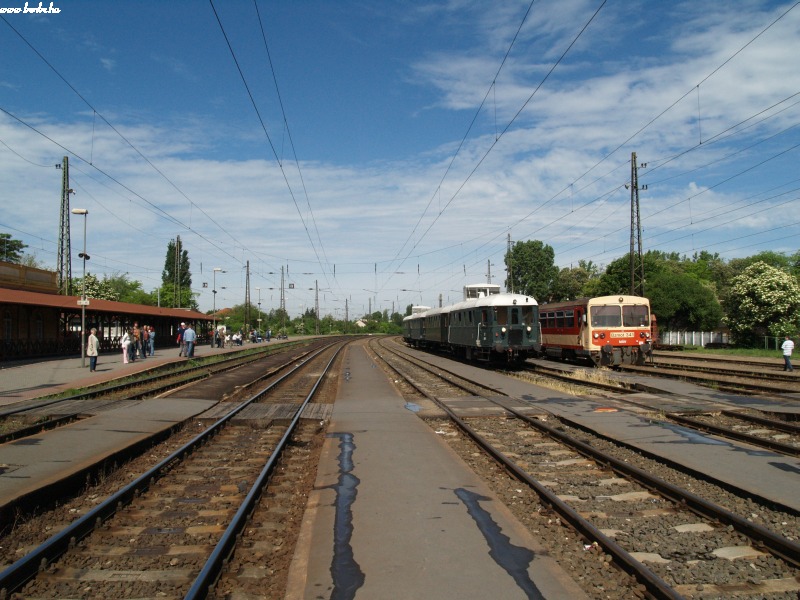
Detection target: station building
<box><xmin>0</xmin><ymin>260</ymin><xmax>212</xmax><ymax>361</ymax></box>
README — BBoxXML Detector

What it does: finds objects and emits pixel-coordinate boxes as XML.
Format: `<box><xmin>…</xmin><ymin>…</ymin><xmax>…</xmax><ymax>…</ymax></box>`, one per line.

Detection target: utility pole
<box><xmin>280</xmin><ymin>266</ymin><xmax>286</xmax><ymax>334</ymax></box>
<box><xmin>507</xmin><ymin>233</ymin><xmax>513</xmax><ymax>293</ymax></box>
<box><xmin>244</xmin><ymin>260</ymin><xmax>251</xmax><ymax>334</ymax></box>
<box><xmin>173</xmin><ymin>236</ymin><xmax>182</xmax><ymax>308</ymax></box>
<box><xmin>315</xmin><ymin>280</ymin><xmax>320</xmax><ymax>335</ymax></box>
<box><xmin>56</xmin><ymin>156</ymin><xmax>73</xmax><ymax>295</ymax></box>
<box><xmin>629</xmin><ymin>152</ymin><xmax>646</xmax><ymax>296</ymax></box>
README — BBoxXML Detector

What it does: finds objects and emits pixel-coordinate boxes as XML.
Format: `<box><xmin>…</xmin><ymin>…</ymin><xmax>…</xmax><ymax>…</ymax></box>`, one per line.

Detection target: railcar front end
<box><xmin>540</xmin><ymin>295</ymin><xmax>652</xmax><ymax>366</ymax></box>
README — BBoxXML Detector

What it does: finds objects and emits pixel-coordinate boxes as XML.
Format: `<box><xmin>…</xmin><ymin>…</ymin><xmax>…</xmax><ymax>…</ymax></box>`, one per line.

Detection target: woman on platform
<box><xmin>121</xmin><ymin>329</ymin><xmax>132</xmax><ymax>364</ymax></box>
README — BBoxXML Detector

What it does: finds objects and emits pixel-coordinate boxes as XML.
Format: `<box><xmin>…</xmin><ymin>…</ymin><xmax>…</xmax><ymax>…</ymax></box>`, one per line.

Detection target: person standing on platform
<box><xmin>121</xmin><ymin>329</ymin><xmax>132</xmax><ymax>364</ymax></box>
<box><xmin>148</xmin><ymin>326</ymin><xmax>156</xmax><ymax>356</ymax></box>
<box><xmin>141</xmin><ymin>326</ymin><xmax>149</xmax><ymax>357</ymax></box>
<box><xmin>177</xmin><ymin>322</ymin><xmax>187</xmax><ymax>356</ymax></box>
<box><xmin>182</xmin><ymin>323</ymin><xmax>197</xmax><ymax>358</ymax></box>
<box><xmin>87</xmin><ymin>327</ymin><xmax>99</xmax><ymax>372</ymax></box>
<box><xmin>781</xmin><ymin>335</ymin><xmax>794</xmax><ymax>371</ymax></box>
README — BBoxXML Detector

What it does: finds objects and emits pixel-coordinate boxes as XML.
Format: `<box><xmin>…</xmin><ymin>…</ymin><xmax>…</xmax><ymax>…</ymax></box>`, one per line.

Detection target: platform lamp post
<box><xmin>71</xmin><ymin>208</ymin><xmax>89</xmax><ymax>367</ymax></box>
<box><xmin>212</xmin><ymin>268</ymin><xmax>225</xmax><ymax>336</ymax></box>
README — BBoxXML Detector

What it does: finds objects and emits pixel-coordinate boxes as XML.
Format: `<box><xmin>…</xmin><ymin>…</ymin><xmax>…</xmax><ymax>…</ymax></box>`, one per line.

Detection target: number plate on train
<box><xmin>610</xmin><ymin>332</ymin><xmax>634</xmax><ymax>338</ymax></box>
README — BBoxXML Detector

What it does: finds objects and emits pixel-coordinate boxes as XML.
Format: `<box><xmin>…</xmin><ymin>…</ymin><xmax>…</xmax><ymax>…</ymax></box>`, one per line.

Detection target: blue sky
<box><xmin>1</xmin><ymin>0</ymin><xmax>799</xmax><ymax>319</ymax></box>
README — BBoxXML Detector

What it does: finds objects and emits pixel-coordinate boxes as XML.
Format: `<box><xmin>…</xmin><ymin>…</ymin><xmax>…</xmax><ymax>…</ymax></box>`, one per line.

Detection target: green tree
<box><xmin>593</xmin><ymin>250</ymin><xmax>672</xmax><ymax>297</ymax></box>
<box><xmin>159</xmin><ymin>236</ymin><xmax>197</xmax><ymax>310</ymax></box>
<box><xmin>72</xmin><ymin>273</ymin><xmax>119</xmax><ymax>301</ymax></box>
<box><xmin>647</xmin><ymin>269</ymin><xmax>723</xmax><ymax>331</ymax></box>
<box><xmin>551</xmin><ymin>260</ymin><xmax>600</xmax><ymax>301</ymax></box>
<box><xmin>103</xmin><ymin>272</ymin><xmax>156</xmax><ymax>305</ymax></box>
<box><xmin>0</xmin><ymin>233</ymin><xmax>28</xmax><ymax>263</ymax></box>
<box><xmin>505</xmin><ymin>240</ymin><xmax>559</xmax><ymax>302</ymax></box>
<box><xmin>724</xmin><ymin>262</ymin><xmax>800</xmax><ymax>345</ymax></box>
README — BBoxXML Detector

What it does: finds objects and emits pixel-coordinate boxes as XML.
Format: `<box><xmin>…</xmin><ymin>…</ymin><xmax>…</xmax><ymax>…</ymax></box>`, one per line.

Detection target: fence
<box><xmin>659</xmin><ymin>331</ymin><xmax>729</xmax><ymax>347</ymax></box>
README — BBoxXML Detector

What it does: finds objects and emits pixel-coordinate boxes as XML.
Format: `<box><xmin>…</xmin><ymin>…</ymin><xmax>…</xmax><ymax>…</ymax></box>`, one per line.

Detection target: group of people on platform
<box><xmin>120</xmin><ymin>323</ymin><xmax>157</xmax><ymax>364</ymax></box>
<box><xmin>85</xmin><ymin>321</ymin><xmax>284</xmax><ymax>372</ymax></box>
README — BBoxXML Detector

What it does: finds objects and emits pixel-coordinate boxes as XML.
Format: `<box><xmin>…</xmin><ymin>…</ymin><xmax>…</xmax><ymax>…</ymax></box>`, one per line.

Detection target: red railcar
<box><xmin>539</xmin><ymin>295</ymin><xmax>653</xmax><ymax>366</ymax></box>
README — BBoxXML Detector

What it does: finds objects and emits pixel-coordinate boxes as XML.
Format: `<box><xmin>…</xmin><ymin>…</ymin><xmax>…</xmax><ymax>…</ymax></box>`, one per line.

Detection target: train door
<box><xmin>576</xmin><ymin>308</ymin><xmax>588</xmax><ymax>348</ymax></box>
<box><xmin>508</xmin><ymin>306</ymin><xmax>522</xmax><ymax>345</ymax></box>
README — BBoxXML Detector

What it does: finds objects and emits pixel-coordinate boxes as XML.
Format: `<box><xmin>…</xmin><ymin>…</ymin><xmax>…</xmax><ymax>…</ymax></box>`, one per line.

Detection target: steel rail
<box><xmin>0</xmin><ymin>341</ymin><xmax>339</xmax><ymax>599</ymax></box>
<box><xmin>523</xmin><ymin>410</ymin><xmax>800</xmax><ymax>569</ymax></box>
<box><xmin>720</xmin><ymin>409</ymin><xmax>800</xmax><ymax>432</ymax></box>
<box><xmin>667</xmin><ymin>412</ymin><xmax>800</xmax><ymax>458</ymax></box>
<box><xmin>184</xmin><ymin>341</ymin><xmax>346</xmax><ymax>599</ymax></box>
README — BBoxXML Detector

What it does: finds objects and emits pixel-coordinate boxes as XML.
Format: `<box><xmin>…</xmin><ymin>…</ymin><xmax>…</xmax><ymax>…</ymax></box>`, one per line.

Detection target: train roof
<box><xmin>538</xmin><ymin>295</ymin><xmax>650</xmax><ymax>311</ymax></box>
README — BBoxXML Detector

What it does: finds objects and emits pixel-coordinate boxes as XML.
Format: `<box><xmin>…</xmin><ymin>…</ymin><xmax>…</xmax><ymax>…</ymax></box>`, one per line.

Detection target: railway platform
<box><xmin>0</xmin><ymin>340</ymin><xmax>289</xmax><ymax>513</ymax></box>
<box><xmin>286</xmin><ymin>342</ymin><xmax>587</xmax><ymax>599</ymax></box>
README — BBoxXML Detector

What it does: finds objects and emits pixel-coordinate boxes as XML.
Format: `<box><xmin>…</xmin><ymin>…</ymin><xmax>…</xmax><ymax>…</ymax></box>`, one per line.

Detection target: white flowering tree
<box><xmin>724</xmin><ymin>262</ymin><xmax>800</xmax><ymax>344</ymax></box>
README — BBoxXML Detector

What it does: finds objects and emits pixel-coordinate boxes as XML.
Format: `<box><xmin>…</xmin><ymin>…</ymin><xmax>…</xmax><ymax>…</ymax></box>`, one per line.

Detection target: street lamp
<box><xmin>71</xmin><ymin>208</ymin><xmax>89</xmax><ymax>367</ymax></box>
<box><xmin>213</xmin><ymin>268</ymin><xmax>225</xmax><ymax>336</ymax></box>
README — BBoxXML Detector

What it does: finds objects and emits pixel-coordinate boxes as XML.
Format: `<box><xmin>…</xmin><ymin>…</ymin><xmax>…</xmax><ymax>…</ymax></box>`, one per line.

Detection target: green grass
<box><xmin>673</xmin><ymin>346</ymin><xmax>781</xmax><ymax>359</ymax></box>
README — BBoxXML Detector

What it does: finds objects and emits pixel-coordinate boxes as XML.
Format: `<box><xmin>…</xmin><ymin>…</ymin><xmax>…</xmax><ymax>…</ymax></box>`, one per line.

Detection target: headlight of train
<box><xmin>526</xmin><ymin>326</ymin><xmax>532</xmax><ymax>332</ymax></box>
<box><xmin>639</xmin><ymin>331</ymin><xmax>650</xmax><ymax>338</ymax></box>
<box><xmin>593</xmin><ymin>332</ymin><xmax>606</xmax><ymax>339</ymax></box>
<box><xmin>501</xmin><ymin>327</ymin><xmax>507</xmax><ymax>334</ymax></box>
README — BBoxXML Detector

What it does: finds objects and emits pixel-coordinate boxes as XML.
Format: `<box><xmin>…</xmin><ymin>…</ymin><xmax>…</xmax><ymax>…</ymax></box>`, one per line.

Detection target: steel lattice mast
<box><xmin>56</xmin><ymin>156</ymin><xmax>73</xmax><ymax>295</ymax></box>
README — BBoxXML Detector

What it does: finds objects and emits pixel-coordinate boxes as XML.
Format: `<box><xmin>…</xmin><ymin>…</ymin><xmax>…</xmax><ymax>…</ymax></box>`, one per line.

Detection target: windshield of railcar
<box><xmin>590</xmin><ymin>305</ymin><xmax>621</xmax><ymax>327</ymax></box>
<box><xmin>494</xmin><ymin>307</ymin><xmax>507</xmax><ymax>326</ymax></box>
<box><xmin>623</xmin><ymin>304</ymin><xmax>650</xmax><ymax>327</ymax></box>
<box><xmin>521</xmin><ymin>306</ymin><xmax>535</xmax><ymax>326</ymax></box>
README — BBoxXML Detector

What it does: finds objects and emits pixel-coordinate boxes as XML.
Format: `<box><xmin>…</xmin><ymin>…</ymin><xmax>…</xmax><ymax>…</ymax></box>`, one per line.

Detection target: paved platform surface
<box><xmin>0</xmin><ymin>341</ymin><xmax>270</xmax><ymax>407</ymax></box>
<box><xmin>286</xmin><ymin>342</ymin><xmax>587</xmax><ymax>600</ymax></box>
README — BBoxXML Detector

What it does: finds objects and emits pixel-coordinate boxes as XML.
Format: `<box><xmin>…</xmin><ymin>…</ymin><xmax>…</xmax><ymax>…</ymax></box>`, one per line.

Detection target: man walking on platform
<box><xmin>182</xmin><ymin>323</ymin><xmax>197</xmax><ymax>358</ymax></box>
<box><xmin>782</xmin><ymin>336</ymin><xmax>794</xmax><ymax>371</ymax></box>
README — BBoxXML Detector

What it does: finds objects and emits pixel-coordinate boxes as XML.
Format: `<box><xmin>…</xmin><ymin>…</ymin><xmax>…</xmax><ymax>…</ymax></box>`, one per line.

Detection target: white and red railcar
<box><xmin>539</xmin><ymin>295</ymin><xmax>653</xmax><ymax>366</ymax></box>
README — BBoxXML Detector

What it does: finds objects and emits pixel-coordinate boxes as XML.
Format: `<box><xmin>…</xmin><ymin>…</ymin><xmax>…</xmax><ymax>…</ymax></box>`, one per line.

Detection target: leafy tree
<box><xmin>159</xmin><ymin>236</ymin><xmax>197</xmax><ymax>310</ymax></box>
<box><xmin>724</xmin><ymin>262</ymin><xmax>800</xmax><ymax>345</ymax></box>
<box><xmin>505</xmin><ymin>240</ymin><xmax>559</xmax><ymax>302</ymax></box>
<box><xmin>646</xmin><ymin>269</ymin><xmax>722</xmax><ymax>331</ymax></box>
<box><xmin>593</xmin><ymin>251</ymin><xmax>669</xmax><ymax>296</ymax></box>
<box><xmin>1</xmin><ymin>233</ymin><xmax>28</xmax><ymax>263</ymax></box>
<box><xmin>103</xmin><ymin>272</ymin><xmax>156</xmax><ymax>305</ymax></box>
<box><xmin>72</xmin><ymin>273</ymin><xmax>119</xmax><ymax>301</ymax></box>
<box><xmin>551</xmin><ymin>260</ymin><xmax>600</xmax><ymax>301</ymax></box>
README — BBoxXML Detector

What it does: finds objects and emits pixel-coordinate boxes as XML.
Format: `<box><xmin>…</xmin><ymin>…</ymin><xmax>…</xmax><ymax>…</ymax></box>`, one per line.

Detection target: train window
<box><xmin>522</xmin><ymin>306</ymin><xmax>534</xmax><ymax>325</ymax></box>
<box><xmin>469</xmin><ymin>311</ymin><xmax>473</xmax><ymax>324</ymax></box>
<box><xmin>591</xmin><ymin>305</ymin><xmax>621</xmax><ymax>327</ymax></box>
<box><xmin>495</xmin><ymin>308</ymin><xmax>507</xmax><ymax>326</ymax></box>
<box><xmin>555</xmin><ymin>311</ymin><xmax>565</xmax><ymax>328</ymax></box>
<box><xmin>565</xmin><ymin>310</ymin><xmax>574</xmax><ymax>327</ymax></box>
<box><xmin>623</xmin><ymin>304</ymin><xmax>650</xmax><ymax>327</ymax></box>
<box><xmin>511</xmin><ymin>308</ymin><xmax>519</xmax><ymax>325</ymax></box>
<box><xmin>547</xmin><ymin>312</ymin><xmax>556</xmax><ymax>328</ymax></box>
<box><xmin>481</xmin><ymin>309</ymin><xmax>489</xmax><ymax>324</ymax></box>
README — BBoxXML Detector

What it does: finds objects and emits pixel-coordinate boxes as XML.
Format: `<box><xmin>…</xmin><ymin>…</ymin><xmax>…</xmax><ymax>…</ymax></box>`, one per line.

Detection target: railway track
<box><xmin>372</xmin><ymin>338</ymin><xmax>800</xmax><ymax>600</ymax></box>
<box><xmin>520</xmin><ymin>355</ymin><xmax>800</xmax><ymax>458</ymax></box>
<box><xmin>0</xmin><ymin>340</ymin><xmax>345</xmax><ymax>599</ymax></box>
<box><xmin>619</xmin><ymin>359</ymin><xmax>800</xmax><ymax>396</ymax></box>
<box><xmin>0</xmin><ymin>340</ymin><xmax>320</xmax><ymax>445</ymax></box>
